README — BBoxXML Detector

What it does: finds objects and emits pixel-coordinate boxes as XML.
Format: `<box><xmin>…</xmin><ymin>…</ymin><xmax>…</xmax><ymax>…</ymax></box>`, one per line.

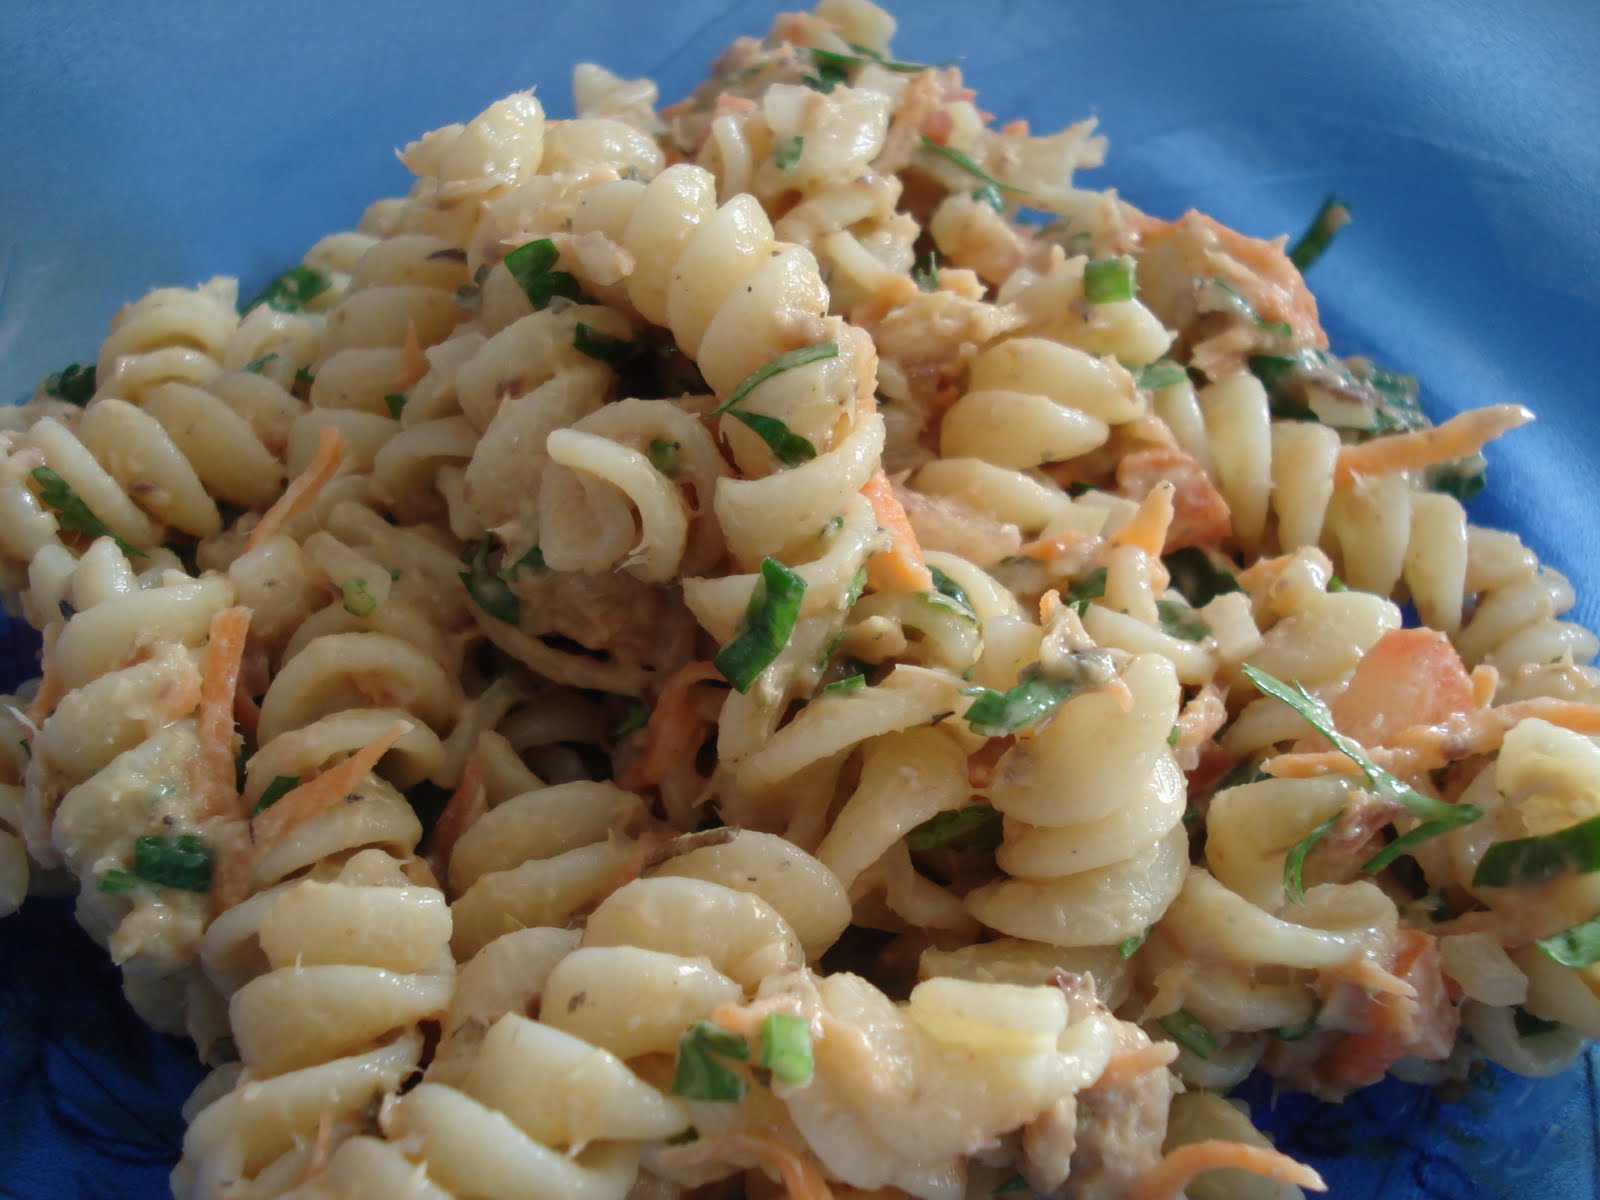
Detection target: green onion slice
<box><xmin>671</xmin><ymin>1020</ymin><xmax>749</xmax><ymax>1102</ymax></box>
<box><xmin>918</xmin><ymin>135</ymin><xmax>1027</xmax><ymax>197</ymax></box>
<box><xmin>1117</xmin><ymin>928</ymin><xmax>1149</xmax><ymax>960</ymax></box>
<box><xmin>758</xmin><ymin>1012</ymin><xmax>814</xmax><ymax>1085</ymax></box>
<box><xmin>252</xmin><ymin>775</ymin><xmax>300</xmax><ymax>816</ymax></box>
<box><xmin>1287</xmin><ymin>194</ymin><xmax>1352</xmax><ymax>272</ymax></box>
<box><xmin>42</xmin><ymin>362</ymin><xmax>96</xmax><ymax>404</ymax></box>
<box><xmin>1082</xmin><ymin>257</ymin><xmax>1136</xmax><ymax>303</ymax></box>
<box><xmin>1284</xmin><ymin>807</ymin><xmax>1343</xmax><ymax>905</ymax></box>
<box><xmin>1159</xmin><ymin>1010</ymin><xmax>1217</xmax><ymax>1059</ymax></box>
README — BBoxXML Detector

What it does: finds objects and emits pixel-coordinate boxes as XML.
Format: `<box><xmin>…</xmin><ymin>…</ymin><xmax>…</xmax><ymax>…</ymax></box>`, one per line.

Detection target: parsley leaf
<box><xmin>241</xmin><ymin>265</ymin><xmax>330</xmax><ymax>314</ymax></box>
<box><xmin>730</xmin><ymin>410</ymin><xmax>817</xmax><ymax>467</ymax></box>
<box><xmin>1242</xmin><ymin>665</ymin><xmax>1482</xmax><ymax>872</ymax></box>
<box><xmin>714</xmin><ymin>557</ymin><xmax>806</xmax><ymax>692</ymax></box>
<box><xmin>708</xmin><ymin>342</ymin><xmax>839</xmax><ymax>418</ymax></box>
<box><xmin>503</xmin><ymin>237</ymin><xmax>584</xmax><ymax>309</ymax></box>
<box><xmin>43</xmin><ymin>362</ymin><xmax>96</xmax><ymax>404</ymax></box>
<box><xmin>30</xmin><ymin>466</ymin><xmax>145</xmax><ymax>557</ymax></box>
<box><xmin>964</xmin><ymin>666</ymin><xmax>1081</xmax><ymax>736</ymax></box>
<box><xmin>1155</xmin><ymin>600</ymin><xmax>1209</xmax><ymax>642</ymax></box>
<box><xmin>906</xmin><ymin>804</ymin><xmax>1003</xmax><ymax>853</ymax></box>
<box><xmin>252</xmin><ymin>775</ymin><xmax>300</xmax><ymax>816</ymax></box>
<box><xmin>1474</xmin><ymin>813</ymin><xmax>1600</xmax><ymax>889</ymax></box>
<box><xmin>773</xmin><ymin>135</ymin><xmax>805</xmax><ymax>171</ymax></box>
<box><xmin>671</xmin><ymin>1020</ymin><xmax>749</xmax><ymax>1102</ymax></box>
<box><xmin>459</xmin><ymin>539</ymin><xmax>519</xmax><ymax>624</ymax></box>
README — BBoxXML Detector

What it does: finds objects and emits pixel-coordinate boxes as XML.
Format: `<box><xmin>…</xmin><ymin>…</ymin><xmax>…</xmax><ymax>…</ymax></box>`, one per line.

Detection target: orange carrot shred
<box><xmin>192</xmin><ymin>606</ymin><xmax>252</xmax><ymax>821</ymax></box>
<box><xmin>862</xmin><ymin>470</ymin><xmax>934</xmax><ymax>593</ymax></box>
<box><xmin>428</xmin><ymin>753</ymin><xmax>485</xmax><ymax>887</ymax></box>
<box><xmin>1333</xmin><ymin>404</ymin><xmax>1532</xmax><ymax>489</ymax></box>
<box><xmin>1109</xmin><ymin>480</ymin><xmax>1175</xmax><ymax>558</ymax></box>
<box><xmin>246</xmin><ymin>425</ymin><xmax>345</xmax><ymax>551</ymax></box>
<box><xmin>1126</xmin><ymin>1140</ymin><xmax>1326</xmax><ymax>1200</ymax></box>
<box><xmin>618</xmin><ymin>661</ymin><xmax>723</xmax><ymax>793</ymax></box>
<box><xmin>24</xmin><ymin>621</ymin><xmax>64</xmax><ymax>725</ymax></box>
<box><xmin>248</xmin><ymin>718</ymin><xmax>411</xmax><ymax>849</ymax></box>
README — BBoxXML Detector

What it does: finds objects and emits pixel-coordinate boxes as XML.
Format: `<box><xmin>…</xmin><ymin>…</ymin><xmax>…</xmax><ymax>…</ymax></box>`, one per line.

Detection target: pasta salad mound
<box><xmin>2</xmin><ymin>1</ymin><xmax>1595</xmax><ymax>1197</ymax></box>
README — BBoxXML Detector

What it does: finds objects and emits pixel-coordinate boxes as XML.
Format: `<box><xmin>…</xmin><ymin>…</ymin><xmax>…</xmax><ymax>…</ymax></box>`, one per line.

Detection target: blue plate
<box><xmin>2</xmin><ymin>3</ymin><xmax>1598</xmax><ymax>1196</ymax></box>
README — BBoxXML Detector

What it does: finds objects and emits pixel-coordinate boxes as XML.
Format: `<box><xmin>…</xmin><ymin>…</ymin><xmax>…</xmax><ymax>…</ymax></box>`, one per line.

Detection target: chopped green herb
<box><xmin>843</xmin><ymin>564</ymin><xmax>868</xmax><ymax>608</ymax></box>
<box><xmin>98</xmin><ymin>868</ymin><xmax>143</xmax><ymax>895</ymax></box>
<box><xmin>1062</xmin><ymin>566</ymin><xmax>1107</xmax><ymax>616</ymax></box>
<box><xmin>912</xmin><ymin>253</ymin><xmax>940</xmax><ymax>293</ymax></box>
<box><xmin>758</xmin><ymin>1012</ymin><xmax>814</xmax><ymax>1085</ymax></box>
<box><xmin>906</xmin><ymin>803</ymin><xmax>1004</xmax><ymax>853</ymax></box>
<box><xmin>730</xmin><ymin>410</ymin><xmax>818</xmax><ymax>467</ymax></box>
<box><xmin>503</xmin><ymin>238</ymin><xmax>583</xmax><ymax>309</ymax></box>
<box><xmin>708</xmin><ymin>341</ymin><xmax>840</xmax><ymax>418</ymax></box>
<box><xmin>715</xmin><ymin>557</ymin><xmax>807</xmax><ymax>692</ymax></box>
<box><xmin>1274</xmin><ymin>1008</ymin><xmax>1321</xmax><ymax>1041</ymax></box>
<box><xmin>918</xmin><ymin>135</ymin><xmax>1026</xmax><ymax>198</ymax></box>
<box><xmin>1425</xmin><ymin>457</ymin><xmax>1488</xmax><ymax>503</ymax></box>
<box><xmin>1155</xmin><ymin>600</ymin><xmax>1209</xmax><ymax>643</ymax></box>
<box><xmin>1474</xmin><ymin>813</ymin><xmax>1600</xmax><ymax>889</ymax></box>
<box><xmin>616</xmin><ymin>703</ymin><xmax>652</xmax><ymax>739</ymax></box>
<box><xmin>801</xmin><ymin>48</ymin><xmax>854</xmax><ymax>91</ymax></box>
<box><xmin>1534</xmin><ymin>912</ymin><xmax>1600</xmax><ymax>968</ymax></box>
<box><xmin>1287</xmin><ymin>195</ymin><xmax>1352</xmax><ymax>272</ymax></box>
<box><xmin>1242</xmin><ymin>665</ymin><xmax>1483</xmax><ymax>872</ymax></box>
<box><xmin>502</xmin><ymin>544</ymin><xmax>548</xmax><ymax>578</ymax></box>
<box><xmin>1183</xmin><ymin>802</ymin><xmax>1201</xmax><ymax>826</ymax></box>
<box><xmin>1327</xmin><ymin>574</ymin><xmax>1349</xmax><ymax>592</ymax></box>
<box><xmin>1137</xmin><ymin>360</ymin><xmax>1187</xmax><ymax>391</ymax></box>
<box><xmin>459</xmin><ymin>539</ymin><xmax>520</xmax><ymax>624</ymax></box>
<box><xmin>42</xmin><ymin>362</ymin><xmax>96</xmax><ymax>405</ymax></box>
<box><xmin>929</xmin><ymin>565</ymin><xmax>973</xmax><ymax>614</ymax></box>
<box><xmin>18</xmin><ymin>739</ymin><xmax>29</xmax><ymax>759</ymax></box>
<box><xmin>252</xmin><ymin>775</ymin><xmax>300</xmax><ymax>816</ymax></box>
<box><xmin>341</xmin><ymin>577</ymin><xmax>379</xmax><ymax>617</ymax></box>
<box><xmin>773</xmin><ymin>135</ymin><xmax>805</xmax><ymax>171</ymax></box>
<box><xmin>964</xmin><ymin>666</ymin><xmax>1081</xmax><ymax>736</ymax></box>
<box><xmin>671</xmin><ymin>1020</ymin><xmax>750</xmax><ymax>1102</ymax></box>
<box><xmin>573</xmin><ymin>322</ymin><xmax>638</xmax><ymax>368</ymax></box>
<box><xmin>971</xmin><ymin>182</ymin><xmax>1005</xmax><ymax>212</ymax></box>
<box><xmin>842</xmin><ymin>42</ymin><xmax>938</xmax><ymax>72</ymax></box>
<box><xmin>994</xmin><ymin>1175</ymin><xmax>1030</xmax><ymax>1195</ymax></box>
<box><xmin>1082</xmin><ymin>257</ymin><xmax>1136</xmax><ymax>304</ymax></box>
<box><xmin>820</xmin><ymin>674</ymin><xmax>866</xmax><ymax>697</ymax></box>
<box><xmin>384</xmin><ymin>392</ymin><xmax>407</xmax><ymax>419</ymax></box>
<box><xmin>1167</xmin><ymin>725</ymin><xmax>1181</xmax><ymax>748</ymax></box>
<box><xmin>1159</xmin><ymin>1010</ymin><xmax>1217</xmax><ymax>1059</ymax></box>
<box><xmin>242</xmin><ymin>354</ymin><xmax>278</xmax><ymax>375</ymax></box>
<box><xmin>648</xmin><ymin>438</ymin><xmax>682</xmax><ymax>475</ymax></box>
<box><xmin>1284</xmin><ymin>807</ymin><xmax>1343</xmax><ymax>905</ymax></box>
<box><xmin>665</xmin><ymin>1127</ymin><xmax>699</xmax><ymax>1146</ymax></box>
<box><xmin>30</xmin><ymin>466</ymin><xmax>145</xmax><ymax>558</ymax></box>
<box><xmin>1162</xmin><ymin>547</ymin><xmax>1240</xmax><ymax>609</ymax></box>
<box><xmin>126</xmin><ymin>833</ymin><xmax>214</xmax><ymax>893</ymax></box>
<box><xmin>1117</xmin><ymin>929</ymin><xmax>1149</xmax><ymax>960</ymax></box>
<box><xmin>1513</xmin><ymin>1007</ymin><xmax>1565</xmax><ymax>1038</ymax></box>
<box><xmin>242</xmin><ymin>265</ymin><xmax>331</xmax><ymax>314</ymax></box>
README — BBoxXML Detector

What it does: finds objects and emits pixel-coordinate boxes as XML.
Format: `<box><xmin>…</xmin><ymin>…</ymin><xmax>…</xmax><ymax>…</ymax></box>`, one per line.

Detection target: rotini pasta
<box><xmin>5</xmin><ymin>2</ymin><xmax>1598</xmax><ymax>1198</ymax></box>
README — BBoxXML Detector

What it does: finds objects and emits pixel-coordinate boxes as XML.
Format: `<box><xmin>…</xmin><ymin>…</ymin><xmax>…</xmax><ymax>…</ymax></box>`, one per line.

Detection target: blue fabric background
<box><xmin>1</xmin><ymin>2</ymin><xmax>1597</xmax><ymax>1196</ymax></box>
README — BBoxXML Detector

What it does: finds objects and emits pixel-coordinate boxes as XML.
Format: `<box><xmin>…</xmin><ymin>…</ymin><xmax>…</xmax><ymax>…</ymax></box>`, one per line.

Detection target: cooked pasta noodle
<box><xmin>4</xmin><ymin>1</ymin><xmax>1597</xmax><ymax>1197</ymax></box>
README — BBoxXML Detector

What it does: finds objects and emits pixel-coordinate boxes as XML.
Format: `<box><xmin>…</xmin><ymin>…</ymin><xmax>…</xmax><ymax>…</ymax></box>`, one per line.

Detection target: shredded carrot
<box><xmin>657</xmin><ymin>1134</ymin><xmax>834</xmax><ymax>1200</ymax></box>
<box><xmin>1174</xmin><ymin>684</ymin><xmax>1228</xmax><ymax>750</ymax></box>
<box><xmin>427</xmin><ymin>753</ymin><xmax>485</xmax><ymax>886</ymax></box>
<box><xmin>862</xmin><ymin>469</ymin><xmax>934</xmax><ymax>593</ymax></box>
<box><xmin>24</xmin><ymin>621</ymin><xmax>64</xmax><ymax>725</ymax></box>
<box><xmin>1126</xmin><ymin>1140</ymin><xmax>1326</xmax><ymax>1200</ymax></box>
<box><xmin>1469</xmin><ymin>664</ymin><xmax>1499</xmax><ymax>709</ymax></box>
<box><xmin>1132</xmin><ymin>209</ymin><xmax>1327</xmax><ymax>348</ymax></box>
<box><xmin>1268</xmin><ymin>697</ymin><xmax>1600</xmax><ymax>779</ymax></box>
<box><xmin>1333</xmin><ymin>404</ymin><xmax>1532</xmax><ymax>488</ymax></box>
<box><xmin>248</xmin><ymin>718</ymin><xmax>412</xmax><ymax>849</ymax></box>
<box><xmin>1093</xmin><ymin>1039</ymin><xmax>1178</xmax><ymax>1089</ymax></box>
<box><xmin>245</xmin><ymin>425</ymin><xmax>345</xmax><ymax>551</ymax></box>
<box><xmin>1016</xmin><ymin>529</ymin><xmax>1087</xmax><ymax>561</ymax></box>
<box><xmin>618</xmin><ymin>661</ymin><xmax>723</xmax><ymax>792</ymax></box>
<box><xmin>1038</xmin><ymin>589</ymin><xmax>1062</xmax><ymax>623</ymax></box>
<box><xmin>1114</xmin><ymin>446</ymin><xmax>1232</xmax><ymax>552</ymax></box>
<box><xmin>209</xmin><ymin>824</ymin><xmax>256</xmax><ymax>915</ymax></box>
<box><xmin>192</xmin><ymin>607</ymin><xmax>251</xmax><ymax>821</ymax></box>
<box><xmin>1109</xmin><ymin>480</ymin><xmax>1175</xmax><ymax>559</ymax></box>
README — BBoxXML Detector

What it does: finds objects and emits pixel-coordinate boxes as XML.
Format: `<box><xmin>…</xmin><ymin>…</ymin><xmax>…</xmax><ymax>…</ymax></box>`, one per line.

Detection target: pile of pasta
<box><xmin>4</xmin><ymin>1</ymin><xmax>1600</xmax><ymax>1197</ymax></box>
